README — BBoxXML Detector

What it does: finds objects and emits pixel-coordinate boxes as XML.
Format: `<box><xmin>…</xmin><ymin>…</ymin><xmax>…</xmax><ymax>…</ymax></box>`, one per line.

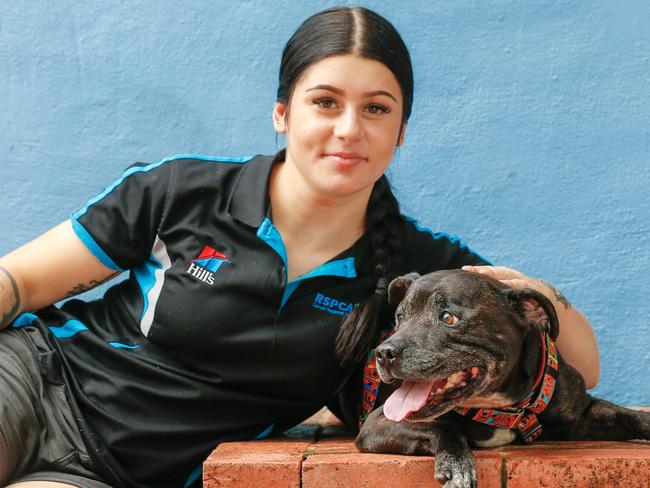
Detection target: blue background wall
<box><xmin>1</xmin><ymin>1</ymin><xmax>648</xmax><ymax>405</ymax></box>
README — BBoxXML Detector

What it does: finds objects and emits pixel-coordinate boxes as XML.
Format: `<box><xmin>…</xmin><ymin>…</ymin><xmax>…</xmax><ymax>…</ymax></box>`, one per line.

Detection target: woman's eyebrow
<box><xmin>305</xmin><ymin>84</ymin><xmax>397</xmax><ymax>102</ymax></box>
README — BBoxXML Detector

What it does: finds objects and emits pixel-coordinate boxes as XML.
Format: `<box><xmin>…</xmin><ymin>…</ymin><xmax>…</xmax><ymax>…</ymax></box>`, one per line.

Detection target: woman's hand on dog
<box><xmin>461</xmin><ymin>265</ymin><xmax>553</xmax><ymax>299</ymax></box>
<box><xmin>462</xmin><ymin>264</ymin><xmax>600</xmax><ymax>389</ymax></box>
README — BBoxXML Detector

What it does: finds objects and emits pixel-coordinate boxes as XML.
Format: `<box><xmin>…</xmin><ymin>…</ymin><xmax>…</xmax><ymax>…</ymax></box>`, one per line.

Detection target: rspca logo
<box><xmin>312</xmin><ymin>293</ymin><xmax>356</xmax><ymax>316</ymax></box>
<box><xmin>186</xmin><ymin>245</ymin><xmax>229</xmax><ymax>285</ymax></box>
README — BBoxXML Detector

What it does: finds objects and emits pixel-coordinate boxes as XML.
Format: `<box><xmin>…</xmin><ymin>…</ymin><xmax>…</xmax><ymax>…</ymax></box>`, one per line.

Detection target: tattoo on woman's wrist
<box><xmin>64</xmin><ymin>272</ymin><xmax>119</xmax><ymax>299</ymax></box>
<box><xmin>0</xmin><ymin>266</ymin><xmax>20</xmax><ymax>328</ymax></box>
<box><xmin>540</xmin><ymin>279</ymin><xmax>572</xmax><ymax>310</ymax></box>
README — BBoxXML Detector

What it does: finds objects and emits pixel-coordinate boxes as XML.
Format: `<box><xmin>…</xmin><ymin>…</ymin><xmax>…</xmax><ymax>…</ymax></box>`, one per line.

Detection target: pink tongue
<box><xmin>383</xmin><ymin>380</ymin><xmax>436</xmax><ymax>422</ymax></box>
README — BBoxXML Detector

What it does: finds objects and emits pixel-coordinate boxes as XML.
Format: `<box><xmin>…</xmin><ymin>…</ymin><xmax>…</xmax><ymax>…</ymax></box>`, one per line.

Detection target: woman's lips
<box><xmin>324</xmin><ymin>152</ymin><xmax>367</xmax><ymax>166</ymax></box>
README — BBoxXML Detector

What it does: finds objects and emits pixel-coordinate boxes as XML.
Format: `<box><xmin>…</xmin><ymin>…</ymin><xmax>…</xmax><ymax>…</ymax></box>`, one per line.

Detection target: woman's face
<box><xmin>273</xmin><ymin>54</ymin><xmax>405</xmax><ymax>200</ymax></box>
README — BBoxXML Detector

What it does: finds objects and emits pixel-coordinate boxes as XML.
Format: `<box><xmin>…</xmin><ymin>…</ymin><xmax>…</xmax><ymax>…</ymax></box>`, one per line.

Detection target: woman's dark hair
<box><xmin>277</xmin><ymin>6</ymin><xmax>414</xmax><ymax>126</ymax></box>
<box><xmin>335</xmin><ymin>175</ymin><xmax>405</xmax><ymax>365</ymax></box>
<box><xmin>277</xmin><ymin>7</ymin><xmax>413</xmax><ymax>365</ymax></box>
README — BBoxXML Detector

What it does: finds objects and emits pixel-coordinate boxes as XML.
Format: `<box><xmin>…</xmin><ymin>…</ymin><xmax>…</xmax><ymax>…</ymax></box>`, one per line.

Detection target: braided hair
<box><xmin>276</xmin><ymin>6</ymin><xmax>414</xmax><ymax>365</ymax></box>
<box><xmin>335</xmin><ymin>175</ymin><xmax>404</xmax><ymax>364</ymax></box>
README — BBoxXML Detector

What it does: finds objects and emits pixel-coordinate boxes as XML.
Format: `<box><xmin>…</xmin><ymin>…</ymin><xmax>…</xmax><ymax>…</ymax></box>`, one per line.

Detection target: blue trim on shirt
<box><xmin>280</xmin><ymin>281</ymin><xmax>301</xmax><ymax>308</ymax></box>
<box><xmin>70</xmin><ymin>155</ymin><xmax>251</xmax><ymax>271</ymax></box>
<box><xmin>70</xmin><ymin>218</ymin><xmax>124</xmax><ymax>271</ymax></box>
<box><xmin>282</xmin><ymin>257</ymin><xmax>357</xmax><ymax>306</ymax></box>
<box><xmin>257</xmin><ymin>218</ymin><xmax>289</xmax><ymax>268</ymax></box>
<box><xmin>14</xmin><ymin>315</ymin><xmax>141</xmax><ymax>350</ymax></box>
<box><xmin>133</xmin><ymin>253</ymin><xmax>163</xmax><ymax>321</ymax></box>
<box><xmin>257</xmin><ymin>218</ymin><xmax>358</xmax><ymax>307</ymax></box>
<box><xmin>404</xmin><ymin>216</ymin><xmax>492</xmax><ymax>265</ymax></box>
<box><xmin>183</xmin><ymin>465</ymin><xmax>203</xmax><ymax>488</ymax></box>
<box><xmin>255</xmin><ymin>423</ymin><xmax>276</xmax><ymax>440</ymax></box>
<box><xmin>72</xmin><ymin>154</ymin><xmax>253</xmax><ymax>220</ymax></box>
<box><xmin>297</xmin><ymin>257</ymin><xmax>357</xmax><ymax>281</ymax></box>
<box><xmin>48</xmin><ymin>320</ymin><xmax>89</xmax><ymax>339</ymax></box>
<box><xmin>11</xmin><ymin>312</ymin><xmax>38</xmax><ymax>328</ymax></box>
<box><xmin>168</xmin><ymin>154</ymin><xmax>253</xmax><ymax>164</ymax></box>
<box><xmin>108</xmin><ymin>342</ymin><xmax>141</xmax><ymax>349</ymax></box>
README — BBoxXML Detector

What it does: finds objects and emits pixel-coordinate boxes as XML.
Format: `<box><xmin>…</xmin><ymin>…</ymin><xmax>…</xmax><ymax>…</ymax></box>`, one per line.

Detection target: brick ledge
<box><xmin>203</xmin><ymin>409</ymin><xmax>650</xmax><ymax>488</ymax></box>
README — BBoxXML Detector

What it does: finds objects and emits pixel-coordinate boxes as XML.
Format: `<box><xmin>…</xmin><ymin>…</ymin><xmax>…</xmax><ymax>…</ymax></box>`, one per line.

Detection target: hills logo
<box><xmin>186</xmin><ymin>245</ymin><xmax>230</xmax><ymax>285</ymax></box>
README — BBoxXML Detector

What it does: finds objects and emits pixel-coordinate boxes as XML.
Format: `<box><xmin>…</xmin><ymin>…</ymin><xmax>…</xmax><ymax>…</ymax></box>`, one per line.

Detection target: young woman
<box><xmin>0</xmin><ymin>7</ymin><xmax>598</xmax><ymax>488</ymax></box>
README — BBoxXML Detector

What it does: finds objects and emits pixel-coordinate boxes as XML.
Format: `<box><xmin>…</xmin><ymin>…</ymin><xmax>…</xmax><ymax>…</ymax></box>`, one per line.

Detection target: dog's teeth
<box><xmin>445</xmin><ymin>381</ymin><xmax>455</xmax><ymax>389</ymax></box>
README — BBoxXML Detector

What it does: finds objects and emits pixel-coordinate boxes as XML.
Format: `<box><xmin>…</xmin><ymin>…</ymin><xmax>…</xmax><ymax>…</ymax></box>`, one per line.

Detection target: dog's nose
<box><xmin>376</xmin><ymin>343</ymin><xmax>398</xmax><ymax>366</ymax></box>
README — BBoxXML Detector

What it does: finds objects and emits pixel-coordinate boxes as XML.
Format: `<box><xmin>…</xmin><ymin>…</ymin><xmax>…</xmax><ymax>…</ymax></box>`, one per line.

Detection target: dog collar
<box><xmin>359</xmin><ymin>330</ymin><xmax>559</xmax><ymax>443</ymax></box>
<box><xmin>454</xmin><ymin>332</ymin><xmax>559</xmax><ymax>443</ymax></box>
<box><xmin>359</xmin><ymin>327</ymin><xmax>394</xmax><ymax>428</ymax></box>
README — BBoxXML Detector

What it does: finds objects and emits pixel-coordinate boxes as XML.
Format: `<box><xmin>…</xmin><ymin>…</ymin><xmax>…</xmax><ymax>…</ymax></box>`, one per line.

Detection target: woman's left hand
<box><xmin>460</xmin><ymin>264</ymin><xmax>569</xmax><ymax>311</ymax></box>
<box><xmin>461</xmin><ymin>264</ymin><xmax>600</xmax><ymax>389</ymax></box>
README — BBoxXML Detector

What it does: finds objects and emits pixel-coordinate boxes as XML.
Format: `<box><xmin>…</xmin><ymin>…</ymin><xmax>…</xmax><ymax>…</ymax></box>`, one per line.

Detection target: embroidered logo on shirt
<box><xmin>186</xmin><ymin>246</ymin><xmax>230</xmax><ymax>285</ymax></box>
<box><xmin>312</xmin><ymin>293</ymin><xmax>356</xmax><ymax>316</ymax></box>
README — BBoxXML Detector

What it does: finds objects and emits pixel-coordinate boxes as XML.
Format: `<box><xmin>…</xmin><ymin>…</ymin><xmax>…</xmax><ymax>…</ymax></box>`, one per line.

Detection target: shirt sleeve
<box><xmin>70</xmin><ymin>160</ymin><xmax>173</xmax><ymax>271</ymax></box>
<box><xmin>401</xmin><ymin>216</ymin><xmax>491</xmax><ymax>273</ymax></box>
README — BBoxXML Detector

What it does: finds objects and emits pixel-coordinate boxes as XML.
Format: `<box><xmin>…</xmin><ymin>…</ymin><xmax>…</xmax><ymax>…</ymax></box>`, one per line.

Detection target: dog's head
<box><xmin>376</xmin><ymin>269</ymin><xmax>559</xmax><ymax>423</ymax></box>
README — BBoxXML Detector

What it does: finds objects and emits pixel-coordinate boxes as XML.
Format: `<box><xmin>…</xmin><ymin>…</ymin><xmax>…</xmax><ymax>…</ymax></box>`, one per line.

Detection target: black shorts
<box><xmin>0</xmin><ymin>326</ymin><xmax>112</xmax><ymax>488</ymax></box>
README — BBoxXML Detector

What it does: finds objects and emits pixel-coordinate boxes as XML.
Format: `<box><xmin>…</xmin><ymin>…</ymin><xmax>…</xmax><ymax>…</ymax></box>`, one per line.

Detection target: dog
<box><xmin>355</xmin><ymin>269</ymin><xmax>650</xmax><ymax>488</ymax></box>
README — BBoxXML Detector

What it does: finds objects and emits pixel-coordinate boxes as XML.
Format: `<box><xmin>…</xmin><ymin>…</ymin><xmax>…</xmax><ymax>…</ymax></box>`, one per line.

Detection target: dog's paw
<box><xmin>434</xmin><ymin>451</ymin><xmax>477</xmax><ymax>488</ymax></box>
<box><xmin>617</xmin><ymin>409</ymin><xmax>650</xmax><ymax>439</ymax></box>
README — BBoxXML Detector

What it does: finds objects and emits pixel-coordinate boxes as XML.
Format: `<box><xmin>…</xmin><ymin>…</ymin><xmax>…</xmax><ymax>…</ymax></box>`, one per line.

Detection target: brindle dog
<box><xmin>356</xmin><ymin>270</ymin><xmax>650</xmax><ymax>488</ymax></box>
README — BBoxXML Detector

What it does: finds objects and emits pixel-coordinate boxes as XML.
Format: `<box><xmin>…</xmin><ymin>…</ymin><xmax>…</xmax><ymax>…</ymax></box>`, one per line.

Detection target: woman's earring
<box><xmin>273</xmin><ymin>102</ymin><xmax>288</xmax><ymax>134</ymax></box>
<box><xmin>274</xmin><ymin>117</ymin><xmax>287</xmax><ymax>134</ymax></box>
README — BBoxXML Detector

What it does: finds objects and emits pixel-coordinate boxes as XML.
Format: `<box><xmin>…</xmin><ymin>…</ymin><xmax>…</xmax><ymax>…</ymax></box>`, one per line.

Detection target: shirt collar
<box><xmin>226</xmin><ymin>148</ymin><xmax>373</xmax><ymax>276</ymax></box>
<box><xmin>227</xmin><ymin>149</ymin><xmax>285</xmax><ymax>227</ymax></box>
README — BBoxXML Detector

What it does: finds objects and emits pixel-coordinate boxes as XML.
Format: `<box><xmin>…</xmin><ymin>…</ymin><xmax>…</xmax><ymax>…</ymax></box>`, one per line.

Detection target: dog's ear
<box><xmin>387</xmin><ymin>273</ymin><xmax>420</xmax><ymax>305</ymax></box>
<box><xmin>502</xmin><ymin>288</ymin><xmax>560</xmax><ymax>339</ymax></box>
<box><xmin>520</xmin><ymin>329</ymin><xmax>541</xmax><ymax>377</ymax></box>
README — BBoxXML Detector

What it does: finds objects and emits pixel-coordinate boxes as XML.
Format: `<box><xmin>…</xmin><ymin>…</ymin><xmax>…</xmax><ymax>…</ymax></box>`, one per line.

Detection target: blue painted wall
<box><xmin>1</xmin><ymin>1</ymin><xmax>648</xmax><ymax>405</ymax></box>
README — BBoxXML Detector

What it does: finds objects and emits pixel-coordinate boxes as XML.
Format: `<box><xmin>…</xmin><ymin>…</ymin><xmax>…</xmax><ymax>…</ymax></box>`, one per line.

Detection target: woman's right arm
<box><xmin>0</xmin><ymin>220</ymin><xmax>118</xmax><ymax>329</ymax></box>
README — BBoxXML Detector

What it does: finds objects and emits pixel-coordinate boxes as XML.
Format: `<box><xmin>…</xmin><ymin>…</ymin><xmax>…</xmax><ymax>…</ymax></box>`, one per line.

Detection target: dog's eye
<box><xmin>395</xmin><ymin>313</ymin><xmax>405</xmax><ymax>327</ymax></box>
<box><xmin>439</xmin><ymin>310</ymin><xmax>459</xmax><ymax>326</ymax></box>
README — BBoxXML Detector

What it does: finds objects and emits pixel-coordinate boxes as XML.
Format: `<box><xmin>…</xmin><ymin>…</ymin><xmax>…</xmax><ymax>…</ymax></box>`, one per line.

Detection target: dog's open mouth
<box><xmin>383</xmin><ymin>366</ymin><xmax>480</xmax><ymax>422</ymax></box>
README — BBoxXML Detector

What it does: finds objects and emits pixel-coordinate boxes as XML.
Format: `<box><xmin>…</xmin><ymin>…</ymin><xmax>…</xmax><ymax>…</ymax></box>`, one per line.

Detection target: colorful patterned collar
<box><xmin>454</xmin><ymin>332</ymin><xmax>559</xmax><ymax>443</ymax></box>
<box><xmin>359</xmin><ymin>328</ymin><xmax>394</xmax><ymax>428</ymax></box>
<box><xmin>359</xmin><ymin>330</ymin><xmax>559</xmax><ymax>445</ymax></box>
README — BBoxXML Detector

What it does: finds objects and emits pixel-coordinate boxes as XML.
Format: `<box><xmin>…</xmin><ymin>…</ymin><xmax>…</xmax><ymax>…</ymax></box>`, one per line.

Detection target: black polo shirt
<box><xmin>12</xmin><ymin>151</ymin><xmax>488</xmax><ymax>488</ymax></box>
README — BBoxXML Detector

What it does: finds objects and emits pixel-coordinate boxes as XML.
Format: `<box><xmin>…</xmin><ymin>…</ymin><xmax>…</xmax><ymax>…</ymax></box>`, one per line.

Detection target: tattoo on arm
<box><xmin>0</xmin><ymin>266</ymin><xmax>20</xmax><ymax>328</ymax></box>
<box><xmin>540</xmin><ymin>279</ymin><xmax>572</xmax><ymax>310</ymax></box>
<box><xmin>64</xmin><ymin>272</ymin><xmax>120</xmax><ymax>298</ymax></box>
